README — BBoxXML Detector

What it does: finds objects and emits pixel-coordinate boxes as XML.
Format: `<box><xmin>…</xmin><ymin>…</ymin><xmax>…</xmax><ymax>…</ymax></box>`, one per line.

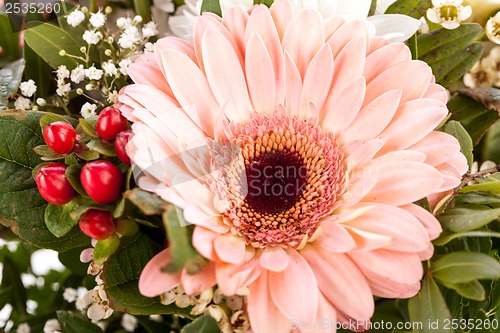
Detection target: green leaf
<box><xmin>460</xmin><ymin>87</ymin><xmax>500</xmax><ymax>114</ymax></box>
<box><xmin>385</xmin><ymin>0</ymin><xmax>432</xmax><ymax>19</ymax></box>
<box><xmin>94</xmin><ymin>234</ymin><xmax>120</xmax><ymax>265</ymax></box>
<box><xmin>181</xmin><ymin>315</ymin><xmax>221</xmax><ymax>333</ymax></box>
<box><xmin>23</xmin><ymin>43</ymin><xmax>52</xmax><ymax>98</ymax></box>
<box><xmin>1</xmin><ymin>256</ymin><xmax>27</xmax><ymax>317</ymax></box>
<box><xmin>0</xmin><ymin>14</ymin><xmax>20</xmax><ymax>63</ymax></box>
<box><xmin>483</xmin><ymin>120</ymin><xmax>500</xmax><ymax>163</ymax></box>
<box><xmin>87</xmin><ymin>138</ymin><xmax>117</xmax><ymax>156</ymax></box>
<box><xmin>24</xmin><ymin>21</ymin><xmax>82</xmax><ymax>70</ymax></box>
<box><xmin>40</xmin><ymin>113</ymin><xmax>72</xmax><ymax>128</ymax></box>
<box><xmin>447</xmin><ymin>94</ymin><xmax>499</xmax><ymax>145</ymax></box>
<box><xmin>78</xmin><ymin>117</ymin><xmax>98</xmax><ymax>138</ymax></box>
<box><xmin>439</xmin><ymin>205</ymin><xmax>500</xmax><ymax>232</ymax></box>
<box><xmin>413</xmin><ymin>24</ymin><xmax>483</xmax><ymax>88</ymax></box>
<box><xmin>56</xmin><ymin>310</ymin><xmax>103</xmax><ymax>333</ymax></box>
<box><xmin>253</xmin><ymin>0</ymin><xmax>274</xmax><ymax>6</ymax></box>
<box><xmin>440</xmin><ymin>280</ymin><xmax>486</xmax><ymax>301</ymax></box>
<box><xmin>408</xmin><ymin>275</ymin><xmax>452</xmax><ymax>333</ymax></box>
<box><xmin>65</xmin><ymin>164</ymin><xmax>88</xmax><ymax>197</ymax></box>
<box><xmin>461</xmin><ymin>176</ymin><xmax>500</xmax><ymax>194</ymax></box>
<box><xmin>201</xmin><ymin>0</ymin><xmax>222</xmax><ymax>16</ymax></box>
<box><xmin>59</xmin><ymin>247</ymin><xmax>89</xmax><ymax>276</ymax></box>
<box><xmin>133</xmin><ymin>0</ymin><xmax>152</xmax><ymax>23</ymax></box>
<box><xmin>0</xmin><ymin>110</ymin><xmax>89</xmax><ymax>251</ymax></box>
<box><xmin>102</xmin><ymin>232</ymin><xmax>193</xmax><ymax>317</ymax></box>
<box><xmin>124</xmin><ymin>188</ymin><xmax>169</xmax><ymax>215</ymax></box>
<box><xmin>434</xmin><ymin>230</ymin><xmax>500</xmax><ymax>246</ymax></box>
<box><xmin>444</xmin><ymin>121</ymin><xmax>473</xmax><ymax>168</ymax></box>
<box><xmin>45</xmin><ymin>201</ymin><xmax>80</xmax><ymax>237</ymax></box>
<box><xmin>162</xmin><ymin>206</ymin><xmax>208</xmax><ymax>274</ymax></box>
<box><xmin>0</xmin><ymin>58</ymin><xmax>25</xmax><ymax>110</ymax></box>
<box><xmin>456</xmin><ymin>192</ymin><xmax>500</xmax><ymax>205</ymax></box>
<box><xmin>431</xmin><ymin>252</ymin><xmax>500</xmax><ymax>283</ymax></box>
<box><xmin>74</xmin><ymin>142</ymin><xmax>100</xmax><ymax>161</ymax></box>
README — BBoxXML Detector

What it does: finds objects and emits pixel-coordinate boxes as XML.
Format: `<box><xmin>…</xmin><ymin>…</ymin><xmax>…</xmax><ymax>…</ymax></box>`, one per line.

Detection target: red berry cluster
<box><xmin>35</xmin><ymin>106</ymin><xmax>133</xmax><ymax>240</ymax></box>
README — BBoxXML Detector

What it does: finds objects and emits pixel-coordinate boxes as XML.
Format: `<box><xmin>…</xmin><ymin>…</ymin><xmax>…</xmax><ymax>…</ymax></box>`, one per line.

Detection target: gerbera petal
<box><xmin>301</xmin><ymin>292</ymin><xmax>337</xmax><ymax>333</ymax></box>
<box><xmin>138</xmin><ymin>248</ymin><xmax>181</xmax><ymax>297</ymax></box>
<box><xmin>259</xmin><ymin>246</ymin><xmax>290</xmax><ymax>272</ymax></box>
<box><xmin>316</xmin><ymin>221</ymin><xmax>356</xmax><ymax>252</ymax></box>
<box><xmin>269</xmin><ymin>248</ymin><xmax>318</xmax><ymax>324</ymax></box>
<box><xmin>364</xmin><ymin>43</ymin><xmax>411</xmax><ymax>83</ymax></box>
<box><xmin>221</xmin><ymin>6</ymin><xmax>249</xmax><ymax>55</ymax></box>
<box><xmin>181</xmin><ymin>262</ymin><xmax>217</xmax><ymax>295</ymax></box>
<box><xmin>401</xmin><ymin>204</ymin><xmax>442</xmax><ymax>240</ymax></box>
<box><xmin>327</xmin><ymin>20</ymin><xmax>370</xmax><ymax>57</ymax></box>
<box><xmin>284</xmin><ymin>50</ymin><xmax>303</xmax><ymax>117</ymax></box>
<box><xmin>247</xmin><ymin>272</ymin><xmax>291</xmax><ymax>333</ymax></box>
<box><xmin>214</xmin><ymin>234</ymin><xmax>247</xmax><ymax>264</ymax></box>
<box><xmin>216</xmin><ymin>257</ymin><xmax>261</xmax><ymax>296</ymax></box>
<box><xmin>192</xmin><ymin>226</ymin><xmax>219</xmax><ymax>260</ymax></box>
<box><xmin>302</xmin><ymin>245</ymin><xmax>374</xmax><ymax>322</ymax></box>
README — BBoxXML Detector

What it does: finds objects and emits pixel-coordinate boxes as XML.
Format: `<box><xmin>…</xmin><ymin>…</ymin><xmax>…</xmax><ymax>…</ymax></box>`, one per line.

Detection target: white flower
<box><xmin>43</xmin><ymin>319</ymin><xmax>60</xmax><ymax>333</ymax></box>
<box><xmin>121</xmin><ymin>314</ymin><xmax>138</xmax><ymax>332</ymax></box>
<box><xmin>116</xmin><ymin>17</ymin><xmax>133</xmax><ymax>29</ymax></box>
<box><xmin>142</xmin><ymin>21</ymin><xmax>157</xmax><ymax>38</ymax></box>
<box><xmin>70</xmin><ymin>64</ymin><xmax>86</xmax><ymax>84</ymax></box>
<box><xmin>133</xmin><ymin>15</ymin><xmax>143</xmax><ymax>23</ymax></box>
<box><xmin>20</xmin><ymin>79</ymin><xmax>37</xmax><ymax>97</ymax></box>
<box><xmin>487</xmin><ymin>12</ymin><xmax>500</xmax><ymax>44</ymax></box>
<box><xmin>81</xmin><ymin>102</ymin><xmax>97</xmax><ymax>118</ymax></box>
<box><xmin>15</xmin><ymin>97</ymin><xmax>31</xmax><ymax>110</ymax></box>
<box><xmin>107</xmin><ymin>89</ymin><xmax>119</xmax><ymax>104</ymax></box>
<box><xmin>102</xmin><ymin>61</ymin><xmax>118</xmax><ymax>76</ymax></box>
<box><xmin>118</xmin><ymin>26</ymin><xmax>141</xmax><ymax>48</ymax></box>
<box><xmin>89</xmin><ymin>10</ymin><xmax>106</xmax><ymax>28</ymax></box>
<box><xmin>153</xmin><ymin>0</ymin><xmax>175</xmax><ymax>13</ymax></box>
<box><xmin>118</xmin><ymin>58</ymin><xmax>132</xmax><ymax>75</ymax></box>
<box><xmin>56</xmin><ymin>82</ymin><xmax>71</xmax><ymax>96</ymax></box>
<box><xmin>66</xmin><ymin>9</ymin><xmax>85</xmax><ymax>27</ymax></box>
<box><xmin>144</xmin><ymin>42</ymin><xmax>155</xmax><ymax>53</ymax></box>
<box><xmin>427</xmin><ymin>0</ymin><xmax>472</xmax><ymax>29</ymax></box>
<box><xmin>82</xmin><ymin>30</ymin><xmax>103</xmax><ymax>45</ymax></box>
<box><xmin>36</xmin><ymin>98</ymin><xmax>46</xmax><ymax>106</ymax></box>
<box><xmin>63</xmin><ymin>288</ymin><xmax>78</xmax><ymax>303</ymax></box>
<box><xmin>55</xmin><ymin>65</ymin><xmax>70</xmax><ymax>80</ymax></box>
<box><xmin>16</xmin><ymin>323</ymin><xmax>31</xmax><ymax>333</ymax></box>
<box><xmin>85</xmin><ymin>65</ymin><xmax>103</xmax><ymax>80</ymax></box>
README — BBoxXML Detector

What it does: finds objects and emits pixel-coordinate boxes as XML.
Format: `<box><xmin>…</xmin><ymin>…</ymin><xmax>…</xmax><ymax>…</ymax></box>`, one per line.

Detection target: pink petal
<box><xmin>247</xmin><ymin>272</ymin><xmax>291</xmax><ymax>333</ymax></box>
<box><xmin>154</xmin><ymin>37</ymin><xmax>197</xmax><ymax>78</ymax></box>
<box><xmin>344</xmin><ymin>226</ymin><xmax>392</xmax><ymax>251</ymax></box>
<box><xmin>216</xmin><ymin>258</ymin><xmax>261</xmax><ymax>296</ymax></box>
<box><xmin>269</xmin><ymin>248</ymin><xmax>318</xmax><ymax>324</ymax></box>
<box><xmin>361</xmin><ymin>161</ymin><xmax>443</xmax><ymax>206</ymax></box>
<box><xmin>214</xmin><ymin>234</ymin><xmax>247</xmax><ymax>264</ymax></box>
<box><xmin>181</xmin><ymin>262</ymin><xmax>217</xmax><ymax>295</ymax></box>
<box><xmin>349</xmin><ymin>250</ymin><xmax>423</xmax><ymax>298</ymax></box>
<box><xmin>221</xmin><ymin>6</ymin><xmax>249</xmax><ymax>56</ymax></box>
<box><xmin>202</xmin><ymin>29</ymin><xmax>253</xmax><ymax>123</ymax></box>
<box><xmin>423</xmin><ymin>82</ymin><xmax>448</xmax><ymax>104</ymax></box>
<box><xmin>269</xmin><ymin>0</ymin><xmax>294</xmax><ymax>40</ymax></box>
<box><xmin>301</xmin><ymin>245</ymin><xmax>374</xmax><ymax>322</ymax></box>
<box><xmin>138</xmin><ymin>248</ymin><xmax>181</xmax><ymax>297</ymax></box>
<box><xmin>192</xmin><ymin>226</ymin><xmax>220</xmax><ymax>260</ymax></box>
<box><xmin>410</xmin><ymin>131</ymin><xmax>464</xmax><ymax>167</ymax></box>
<box><xmin>284</xmin><ymin>50</ymin><xmax>303</xmax><ymax>117</ymax></box>
<box><xmin>401</xmin><ymin>204</ymin><xmax>442</xmax><ymax>240</ymax></box>
<box><xmin>259</xmin><ymin>246</ymin><xmax>290</xmax><ymax>272</ymax></box>
<box><xmin>342</xmin><ymin>139</ymin><xmax>385</xmax><ymax>173</ymax></box>
<box><xmin>128</xmin><ymin>56</ymin><xmax>174</xmax><ymax>97</ymax></box>
<box><xmin>282</xmin><ymin>9</ymin><xmax>324</xmax><ymax>77</ymax></box>
<box><xmin>327</xmin><ymin>20</ymin><xmax>370</xmax><ymax>58</ymax></box>
<box><xmin>323</xmin><ymin>16</ymin><xmax>346</xmax><ymax>40</ymax></box>
<box><xmin>300</xmin><ymin>293</ymin><xmax>337</xmax><ymax>333</ymax></box>
<box><xmin>364</xmin><ymin>43</ymin><xmax>411</xmax><ymax>83</ymax></box>
<box><xmin>315</xmin><ymin>222</ymin><xmax>356</xmax><ymax>252</ymax></box>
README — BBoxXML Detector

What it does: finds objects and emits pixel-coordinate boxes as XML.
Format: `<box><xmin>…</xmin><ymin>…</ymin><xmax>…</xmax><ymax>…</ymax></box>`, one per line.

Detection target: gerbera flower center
<box><xmin>211</xmin><ymin>112</ymin><xmax>344</xmax><ymax>248</ymax></box>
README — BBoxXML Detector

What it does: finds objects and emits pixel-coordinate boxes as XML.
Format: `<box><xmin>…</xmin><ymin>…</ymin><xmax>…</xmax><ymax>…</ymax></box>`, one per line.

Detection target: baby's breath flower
<box><xmin>142</xmin><ymin>21</ymin><xmax>158</xmax><ymax>38</ymax></box>
<box><xmin>15</xmin><ymin>96</ymin><xmax>31</xmax><ymax>110</ymax></box>
<box><xmin>116</xmin><ymin>17</ymin><xmax>133</xmax><ymax>29</ymax></box>
<box><xmin>144</xmin><ymin>42</ymin><xmax>155</xmax><ymax>53</ymax></box>
<box><xmin>36</xmin><ymin>98</ymin><xmax>46</xmax><ymax>106</ymax></box>
<box><xmin>63</xmin><ymin>288</ymin><xmax>78</xmax><ymax>303</ymax></box>
<box><xmin>427</xmin><ymin>0</ymin><xmax>472</xmax><ymax>29</ymax></box>
<box><xmin>107</xmin><ymin>90</ymin><xmax>119</xmax><ymax>104</ymax></box>
<box><xmin>66</xmin><ymin>8</ymin><xmax>85</xmax><ymax>27</ymax></box>
<box><xmin>70</xmin><ymin>64</ymin><xmax>86</xmax><ymax>84</ymax></box>
<box><xmin>89</xmin><ymin>10</ymin><xmax>106</xmax><ymax>28</ymax></box>
<box><xmin>85</xmin><ymin>83</ymin><xmax>97</xmax><ymax>91</ymax></box>
<box><xmin>55</xmin><ymin>65</ymin><xmax>70</xmax><ymax>80</ymax></box>
<box><xmin>121</xmin><ymin>314</ymin><xmax>138</xmax><ymax>332</ymax></box>
<box><xmin>85</xmin><ymin>65</ymin><xmax>103</xmax><ymax>80</ymax></box>
<box><xmin>43</xmin><ymin>319</ymin><xmax>60</xmax><ymax>333</ymax></box>
<box><xmin>56</xmin><ymin>82</ymin><xmax>71</xmax><ymax>96</ymax></box>
<box><xmin>81</xmin><ymin>102</ymin><xmax>97</xmax><ymax>118</ymax></box>
<box><xmin>83</xmin><ymin>30</ymin><xmax>103</xmax><ymax>45</ymax></box>
<box><xmin>487</xmin><ymin>12</ymin><xmax>500</xmax><ymax>44</ymax></box>
<box><xmin>153</xmin><ymin>0</ymin><xmax>175</xmax><ymax>13</ymax></box>
<box><xmin>119</xmin><ymin>58</ymin><xmax>132</xmax><ymax>75</ymax></box>
<box><xmin>104</xmin><ymin>49</ymin><xmax>112</xmax><ymax>56</ymax></box>
<box><xmin>16</xmin><ymin>323</ymin><xmax>31</xmax><ymax>333</ymax></box>
<box><xmin>133</xmin><ymin>15</ymin><xmax>143</xmax><ymax>23</ymax></box>
<box><xmin>20</xmin><ymin>79</ymin><xmax>37</xmax><ymax>97</ymax></box>
<box><xmin>102</xmin><ymin>61</ymin><xmax>118</xmax><ymax>76</ymax></box>
<box><xmin>118</xmin><ymin>26</ymin><xmax>141</xmax><ymax>49</ymax></box>
<box><xmin>80</xmin><ymin>46</ymin><xmax>86</xmax><ymax>53</ymax></box>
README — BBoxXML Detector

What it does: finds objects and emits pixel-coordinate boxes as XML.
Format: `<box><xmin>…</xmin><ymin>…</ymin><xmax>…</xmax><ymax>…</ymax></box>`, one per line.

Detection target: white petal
<box><xmin>367</xmin><ymin>14</ymin><xmax>421</xmax><ymax>43</ymax></box>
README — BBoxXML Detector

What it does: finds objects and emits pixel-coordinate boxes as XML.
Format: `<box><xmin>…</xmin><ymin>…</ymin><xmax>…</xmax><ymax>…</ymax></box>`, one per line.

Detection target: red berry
<box><xmin>35</xmin><ymin>163</ymin><xmax>75</xmax><ymax>205</ymax></box>
<box><xmin>79</xmin><ymin>209</ymin><xmax>115</xmax><ymax>240</ymax></box>
<box><xmin>43</xmin><ymin>121</ymin><xmax>77</xmax><ymax>154</ymax></box>
<box><xmin>114</xmin><ymin>130</ymin><xmax>132</xmax><ymax>165</ymax></box>
<box><xmin>80</xmin><ymin>160</ymin><xmax>124</xmax><ymax>204</ymax></box>
<box><xmin>96</xmin><ymin>106</ymin><xmax>128</xmax><ymax>141</ymax></box>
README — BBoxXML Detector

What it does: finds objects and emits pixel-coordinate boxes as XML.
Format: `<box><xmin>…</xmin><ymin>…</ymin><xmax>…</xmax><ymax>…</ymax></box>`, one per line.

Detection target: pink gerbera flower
<box><xmin>119</xmin><ymin>0</ymin><xmax>467</xmax><ymax>331</ymax></box>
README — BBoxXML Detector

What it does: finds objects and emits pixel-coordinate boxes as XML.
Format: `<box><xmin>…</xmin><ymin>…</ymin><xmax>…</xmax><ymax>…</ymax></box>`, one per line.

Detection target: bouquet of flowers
<box><xmin>1</xmin><ymin>0</ymin><xmax>500</xmax><ymax>332</ymax></box>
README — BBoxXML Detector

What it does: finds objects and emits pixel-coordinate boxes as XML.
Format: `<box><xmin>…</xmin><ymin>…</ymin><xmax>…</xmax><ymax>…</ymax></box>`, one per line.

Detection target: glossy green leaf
<box><xmin>432</xmin><ymin>252</ymin><xmax>500</xmax><ymax>283</ymax></box>
<box><xmin>461</xmin><ymin>177</ymin><xmax>500</xmax><ymax>194</ymax></box>
<box><xmin>1</xmin><ymin>256</ymin><xmax>27</xmax><ymax>317</ymax></box>
<box><xmin>385</xmin><ymin>0</ymin><xmax>432</xmax><ymax>18</ymax></box>
<box><xmin>0</xmin><ymin>14</ymin><xmax>20</xmax><ymax>64</ymax></box>
<box><xmin>102</xmin><ymin>232</ymin><xmax>194</xmax><ymax>317</ymax></box>
<box><xmin>57</xmin><ymin>310</ymin><xmax>103</xmax><ymax>333</ymax></box>
<box><xmin>74</xmin><ymin>142</ymin><xmax>100</xmax><ymax>161</ymax></box>
<box><xmin>94</xmin><ymin>234</ymin><xmax>120</xmax><ymax>265</ymax></box>
<box><xmin>440</xmin><ymin>280</ymin><xmax>485</xmax><ymax>301</ymax></box>
<box><xmin>40</xmin><ymin>113</ymin><xmax>72</xmax><ymax>128</ymax></box>
<box><xmin>23</xmin><ymin>43</ymin><xmax>52</xmax><ymax>98</ymax></box>
<box><xmin>439</xmin><ymin>205</ymin><xmax>500</xmax><ymax>232</ymax></box>
<box><xmin>253</xmin><ymin>0</ymin><xmax>274</xmax><ymax>6</ymax></box>
<box><xmin>181</xmin><ymin>315</ymin><xmax>221</xmax><ymax>333</ymax></box>
<box><xmin>413</xmin><ymin>24</ymin><xmax>483</xmax><ymax>88</ymax></box>
<box><xmin>444</xmin><ymin>121</ymin><xmax>473</xmax><ymax>168</ymax></box>
<box><xmin>483</xmin><ymin>120</ymin><xmax>500</xmax><ymax>163</ymax></box>
<box><xmin>0</xmin><ymin>58</ymin><xmax>25</xmax><ymax>110</ymax></box>
<box><xmin>456</xmin><ymin>192</ymin><xmax>500</xmax><ymax>205</ymax></box>
<box><xmin>78</xmin><ymin>117</ymin><xmax>98</xmax><ymax>138</ymax></box>
<box><xmin>408</xmin><ymin>275</ymin><xmax>452</xmax><ymax>333</ymax></box>
<box><xmin>0</xmin><ymin>110</ymin><xmax>89</xmax><ymax>251</ymax></box>
<box><xmin>162</xmin><ymin>206</ymin><xmax>208</xmax><ymax>274</ymax></box>
<box><xmin>44</xmin><ymin>201</ymin><xmax>80</xmax><ymax>237</ymax></box>
<box><xmin>124</xmin><ymin>188</ymin><xmax>169</xmax><ymax>215</ymax></box>
<box><xmin>65</xmin><ymin>164</ymin><xmax>88</xmax><ymax>197</ymax></box>
<box><xmin>447</xmin><ymin>93</ymin><xmax>498</xmax><ymax>145</ymax></box>
<box><xmin>87</xmin><ymin>138</ymin><xmax>117</xmax><ymax>156</ymax></box>
<box><xmin>24</xmin><ymin>21</ymin><xmax>81</xmax><ymax>70</ymax></box>
<box><xmin>134</xmin><ymin>0</ymin><xmax>152</xmax><ymax>23</ymax></box>
<box><xmin>434</xmin><ymin>230</ymin><xmax>500</xmax><ymax>246</ymax></box>
<box><xmin>201</xmin><ymin>0</ymin><xmax>222</xmax><ymax>16</ymax></box>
